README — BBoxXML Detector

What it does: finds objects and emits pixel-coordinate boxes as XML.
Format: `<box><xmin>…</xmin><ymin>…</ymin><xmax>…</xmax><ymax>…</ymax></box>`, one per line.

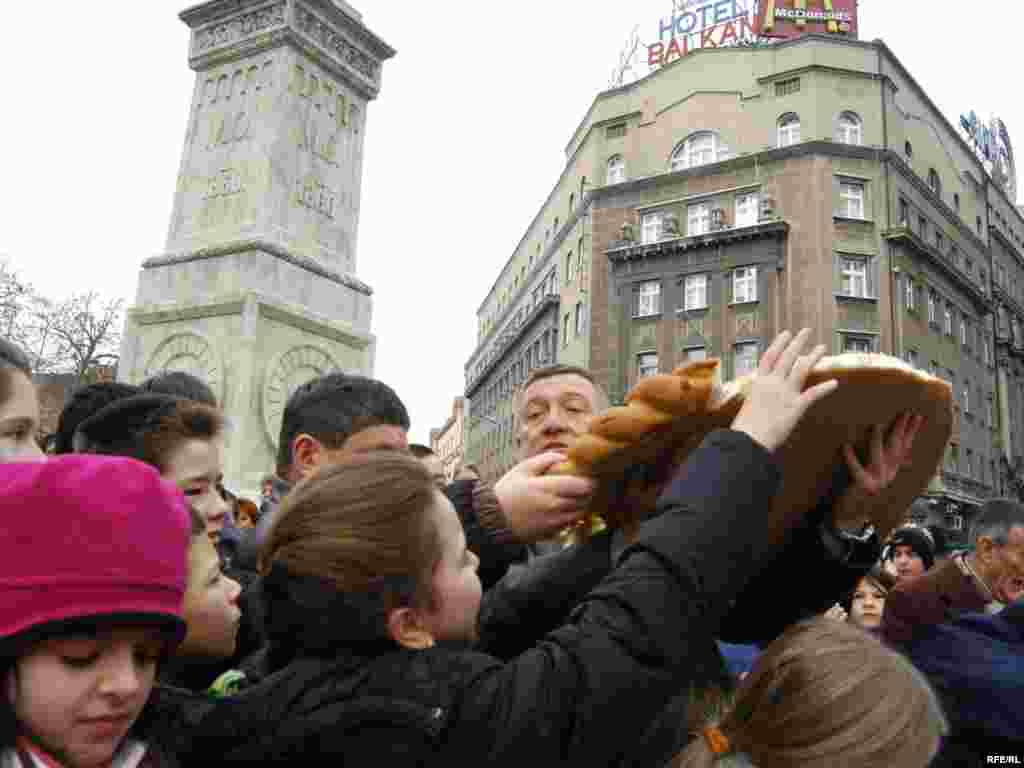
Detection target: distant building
<box><xmin>430</xmin><ymin>396</ymin><xmax>466</xmax><ymax>482</ymax></box>
<box><xmin>33</xmin><ymin>366</ymin><xmax>116</xmax><ymax>445</ymax></box>
<box><xmin>464</xmin><ymin>33</ymin><xmax>1024</xmax><ymax>535</ymax></box>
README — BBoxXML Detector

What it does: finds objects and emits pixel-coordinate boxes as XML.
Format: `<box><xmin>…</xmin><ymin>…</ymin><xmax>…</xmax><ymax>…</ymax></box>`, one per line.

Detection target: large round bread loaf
<box><xmin>551</xmin><ymin>353</ymin><xmax>952</xmax><ymax>545</ymax></box>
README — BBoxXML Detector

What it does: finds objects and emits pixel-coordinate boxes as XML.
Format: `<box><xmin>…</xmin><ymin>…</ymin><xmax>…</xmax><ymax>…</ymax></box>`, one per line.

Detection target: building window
<box><xmin>977</xmin><ymin>215</ymin><xmax>982</xmax><ymax>234</ymax></box>
<box><xmin>960</xmin><ymin>318</ymin><xmax>968</xmax><ymax>347</ymax></box>
<box><xmin>562</xmin><ymin>313</ymin><xmax>569</xmax><ymax>345</ymax></box>
<box><xmin>574</xmin><ymin>302</ymin><xmax>584</xmax><ymax>336</ymax></box>
<box><xmin>775</xmin><ymin>77</ymin><xmax>800</xmax><ymax>96</ymax></box>
<box><xmin>905</xmin><ymin>348</ymin><xmax>919</xmax><ymax>368</ymax></box>
<box><xmin>928</xmin><ymin>168</ymin><xmax>942</xmax><ymax>198</ymax></box>
<box><xmin>842</xmin><ymin>335</ymin><xmax>874</xmax><ymax>354</ymax></box>
<box><xmin>606</xmin><ymin>155</ymin><xmax>626</xmax><ymax>185</ymax></box>
<box><xmin>988</xmin><ymin>396</ymin><xmax>996</xmax><ymax>426</ymax></box>
<box><xmin>566</xmin><ymin>251</ymin><xmax>575</xmax><ymax>283</ymax></box>
<box><xmin>734</xmin><ymin>342</ymin><xmax>759</xmax><ymax>376</ymax></box>
<box><xmin>637</xmin><ymin>353</ymin><xmax>659</xmax><ymax>379</ymax></box>
<box><xmin>778</xmin><ymin>113</ymin><xmax>801</xmax><ymax>147</ymax></box>
<box><xmin>735</xmin><ymin>193</ymin><xmax>759</xmax><ymax>228</ymax></box>
<box><xmin>918</xmin><ymin>215</ymin><xmax>927</xmax><ymax>238</ymax></box>
<box><xmin>944</xmin><ymin>304</ymin><xmax>953</xmax><ymax>336</ymax></box>
<box><xmin>905</xmin><ymin>141</ymin><xmax>913</xmax><ymax>161</ymax></box>
<box><xmin>936</xmin><ymin>231</ymin><xmax>944</xmax><ymax>253</ymax></box>
<box><xmin>606</xmin><ymin>123</ymin><xmax>626</xmax><ymax>139</ymax></box>
<box><xmin>898</xmin><ymin>198</ymin><xmax>909</xmax><ymax>226</ymax></box>
<box><xmin>838</xmin><ymin>181</ymin><xmax>865</xmax><ymax>219</ymax></box>
<box><xmin>904</xmin><ymin>275</ymin><xmax>915</xmax><ymax>310</ymax></box>
<box><xmin>684</xmin><ymin>274</ymin><xmax>709</xmax><ymax>310</ymax></box>
<box><xmin>633</xmin><ymin>281</ymin><xmax>662</xmax><ymax>318</ymax></box>
<box><xmin>683</xmin><ymin>346</ymin><xmax>707</xmax><ymax>362</ymax></box>
<box><xmin>954</xmin><ymin>193</ymin><xmax>960</xmax><ymax>212</ymax></box>
<box><xmin>963</xmin><ymin>386</ymin><xmax>970</xmax><ymax>415</ymax></box>
<box><xmin>927</xmin><ymin>291</ymin><xmax>937</xmax><ymax>324</ymax></box>
<box><xmin>836</xmin><ymin>112</ymin><xmax>862</xmax><ymax>145</ymax></box>
<box><xmin>984</xmin><ymin>335</ymin><xmax>992</xmax><ymax>365</ymax></box>
<box><xmin>641</xmin><ymin>213</ymin><xmax>663</xmax><ymax>244</ymax></box>
<box><xmin>688</xmin><ymin>202</ymin><xmax>711</xmax><ymax>236</ymax></box>
<box><xmin>568</xmin><ymin>193</ymin><xmax>575</xmax><ymax>213</ymax></box>
<box><xmin>670</xmin><ymin>131</ymin><xmax>731</xmax><ymax>171</ymax></box>
<box><xmin>839</xmin><ymin>256</ymin><xmax>869</xmax><ymax>298</ymax></box>
<box><xmin>733</xmin><ymin>267</ymin><xmax>758</xmax><ymax>303</ymax></box>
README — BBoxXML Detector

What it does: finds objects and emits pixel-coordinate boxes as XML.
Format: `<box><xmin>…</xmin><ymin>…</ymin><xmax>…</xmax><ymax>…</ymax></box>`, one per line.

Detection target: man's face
<box><xmin>891</xmin><ymin>544</ymin><xmax>926</xmax><ymax>582</ymax></box>
<box><xmin>519</xmin><ymin>374</ymin><xmax>600</xmax><ymax>460</ymax></box>
<box><xmin>981</xmin><ymin>525</ymin><xmax>1024</xmax><ymax>605</ymax></box>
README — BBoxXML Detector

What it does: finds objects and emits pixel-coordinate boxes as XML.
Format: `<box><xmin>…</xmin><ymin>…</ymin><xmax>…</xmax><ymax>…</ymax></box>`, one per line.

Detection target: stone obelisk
<box><xmin>118</xmin><ymin>0</ymin><xmax>394</xmax><ymax>494</ymax></box>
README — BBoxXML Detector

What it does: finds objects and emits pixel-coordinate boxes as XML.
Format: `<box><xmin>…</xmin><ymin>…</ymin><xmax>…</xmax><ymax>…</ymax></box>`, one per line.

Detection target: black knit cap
<box><xmin>886</xmin><ymin>526</ymin><xmax>936</xmax><ymax>571</ymax></box>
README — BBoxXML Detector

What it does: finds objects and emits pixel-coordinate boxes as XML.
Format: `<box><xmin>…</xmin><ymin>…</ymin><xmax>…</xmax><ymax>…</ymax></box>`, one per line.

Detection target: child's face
<box><xmin>417</xmin><ymin>492</ymin><xmax>482</xmax><ymax>645</ymax></box>
<box><xmin>0</xmin><ymin>370</ymin><xmax>43</xmax><ymax>463</ymax></box>
<box><xmin>163</xmin><ymin>437</ymin><xmax>229</xmax><ymax>536</ymax></box>
<box><xmin>7</xmin><ymin>627</ymin><xmax>165</xmax><ymax>768</ymax></box>
<box><xmin>179</xmin><ymin>534</ymin><xmax>242</xmax><ymax>660</ymax></box>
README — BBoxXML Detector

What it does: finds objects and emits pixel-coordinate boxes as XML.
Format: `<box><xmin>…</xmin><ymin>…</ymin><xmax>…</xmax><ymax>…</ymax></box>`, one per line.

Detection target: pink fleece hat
<box><xmin>0</xmin><ymin>455</ymin><xmax>190</xmax><ymax>646</ymax></box>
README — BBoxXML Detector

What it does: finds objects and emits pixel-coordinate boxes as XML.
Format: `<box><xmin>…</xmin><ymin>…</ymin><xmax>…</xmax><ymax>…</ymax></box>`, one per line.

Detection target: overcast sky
<box><xmin>1</xmin><ymin>2</ymin><xmax>1021</xmax><ymax>444</ymax></box>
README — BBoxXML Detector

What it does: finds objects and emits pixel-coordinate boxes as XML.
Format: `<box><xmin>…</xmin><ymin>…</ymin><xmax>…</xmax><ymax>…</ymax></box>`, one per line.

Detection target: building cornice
<box><xmin>882</xmin><ymin>227</ymin><xmax>991</xmax><ymax>312</ymax></box>
<box><xmin>989</xmin><ymin>224</ymin><xmax>1024</xmax><ymax>272</ymax></box>
<box><xmin>607</xmin><ymin>220</ymin><xmax>790</xmax><ymax>263</ymax></box>
<box><xmin>144</xmin><ymin>238</ymin><xmax>373</xmax><ymax>296</ymax></box>
<box><xmin>466</xmin><ymin>295</ymin><xmax>559</xmax><ymax>398</ymax></box>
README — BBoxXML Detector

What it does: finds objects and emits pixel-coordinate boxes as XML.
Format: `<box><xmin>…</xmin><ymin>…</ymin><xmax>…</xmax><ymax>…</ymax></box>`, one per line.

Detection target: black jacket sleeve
<box><xmin>443</xmin><ymin>429</ymin><xmax>784</xmax><ymax>766</ymax></box>
<box><xmin>476</xmin><ymin>530</ymin><xmax>613</xmax><ymax>660</ymax></box>
<box><xmin>716</xmin><ymin>460</ymin><xmax>880</xmax><ymax>646</ymax></box>
<box><xmin>446</xmin><ymin>479</ymin><xmax>528</xmax><ymax>591</ymax></box>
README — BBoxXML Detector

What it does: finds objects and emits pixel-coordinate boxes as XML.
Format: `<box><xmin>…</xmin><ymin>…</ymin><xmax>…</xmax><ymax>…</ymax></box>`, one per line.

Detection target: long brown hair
<box><xmin>672</xmin><ymin>618</ymin><xmax>947</xmax><ymax>768</ymax></box>
<box><xmin>262</xmin><ymin>451</ymin><xmax>443</xmax><ymax>623</ymax></box>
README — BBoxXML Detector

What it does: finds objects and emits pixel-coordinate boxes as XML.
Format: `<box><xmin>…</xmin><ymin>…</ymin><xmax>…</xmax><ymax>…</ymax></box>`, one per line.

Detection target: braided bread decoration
<box><xmin>550</xmin><ymin>353</ymin><xmax>952</xmax><ymax>545</ymax></box>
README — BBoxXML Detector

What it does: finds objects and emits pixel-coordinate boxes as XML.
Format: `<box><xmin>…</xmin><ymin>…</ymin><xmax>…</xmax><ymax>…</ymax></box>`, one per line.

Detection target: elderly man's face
<box><xmin>519</xmin><ymin>374</ymin><xmax>600</xmax><ymax>460</ymax></box>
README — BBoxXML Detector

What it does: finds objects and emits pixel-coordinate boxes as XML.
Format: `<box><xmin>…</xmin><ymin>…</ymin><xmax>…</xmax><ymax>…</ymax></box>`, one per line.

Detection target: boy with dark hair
<box><xmin>140</xmin><ymin>370</ymin><xmax>218</xmax><ymax>407</ymax></box>
<box><xmin>53</xmin><ymin>381</ymin><xmax>140</xmax><ymax>454</ymax></box>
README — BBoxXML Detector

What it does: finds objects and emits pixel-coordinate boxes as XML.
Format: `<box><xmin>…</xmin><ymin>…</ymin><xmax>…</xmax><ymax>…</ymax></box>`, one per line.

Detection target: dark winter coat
<box><xmin>882</xmin><ymin>559</ymin><xmax>1024</xmax><ymax>765</ymax></box>
<box><xmin>161</xmin><ymin>429</ymin><xmax>788</xmax><ymax>766</ymax></box>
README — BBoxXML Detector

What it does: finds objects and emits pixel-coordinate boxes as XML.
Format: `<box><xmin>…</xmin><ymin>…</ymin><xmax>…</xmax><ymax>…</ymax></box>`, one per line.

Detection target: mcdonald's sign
<box><xmin>758</xmin><ymin>0</ymin><xmax>858</xmax><ymax>39</ymax></box>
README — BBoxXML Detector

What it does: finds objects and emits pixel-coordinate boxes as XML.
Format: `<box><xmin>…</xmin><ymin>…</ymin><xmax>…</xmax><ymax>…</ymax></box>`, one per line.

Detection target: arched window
<box><xmin>778</xmin><ymin>113</ymin><xmax>801</xmax><ymax>148</ymax></box>
<box><xmin>606</xmin><ymin>155</ymin><xmax>626</xmax><ymax>185</ymax></box>
<box><xmin>670</xmin><ymin>131</ymin><xmax>732</xmax><ymax>172</ymax></box>
<box><xmin>836</xmin><ymin>112</ymin><xmax>862</xmax><ymax>145</ymax></box>
<box><xmin>928</xmin><ymin>168</ymin><xmax>942</xmax><ymax>198</ymax></box>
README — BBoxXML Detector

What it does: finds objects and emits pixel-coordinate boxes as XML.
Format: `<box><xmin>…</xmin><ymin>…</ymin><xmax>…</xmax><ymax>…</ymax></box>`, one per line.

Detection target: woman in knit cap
<box><xmin>0</xmin><ymin>456</ymin><xmax>192</xmax><ymax>768</ymax></box>
<box><xmin>0</xmin><ymin>337</ymin><xmax>43</xmax><ymax>463</ymax></box>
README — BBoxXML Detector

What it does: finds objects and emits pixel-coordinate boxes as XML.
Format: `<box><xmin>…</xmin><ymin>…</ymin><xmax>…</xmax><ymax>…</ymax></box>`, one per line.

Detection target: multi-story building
<box><xmin>464</xmin><ymin>33</ymin><xmax>1021</xmax><ymax>537</ymax></box>
<box><xmin>429</xmin><ymin>396</ymin><xmax>467</xmax><ymax>482</ymax></box>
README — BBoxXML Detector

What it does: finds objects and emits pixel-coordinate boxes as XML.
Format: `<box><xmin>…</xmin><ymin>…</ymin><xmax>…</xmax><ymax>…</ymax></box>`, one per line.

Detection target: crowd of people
<box><xmin>0</xmin><ymin>329</ymin><xmax>1021</xmax><ymax>767</ymax></box>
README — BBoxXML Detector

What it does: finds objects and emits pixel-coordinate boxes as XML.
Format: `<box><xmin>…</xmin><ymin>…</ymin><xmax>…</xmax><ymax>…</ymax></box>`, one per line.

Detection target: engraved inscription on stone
<box><xmin>198</xmin><ymin>59</ymin><xmax>274</xmax><ymax>150</ymax></box>
<box><xmin>193</xmin><ymin>3</ymin><xmax>286</xmax><ymax>54</ymax></box>
<box><xmin>296</xmin><ymin>178</ymin><xmax>337</xmax><ymax>219</ymax></box>
<box><xmin>291</xmin><ymin>62</ymin><xmax>359</xmax><ymax>165</ymax></box>
<box><xmin>205</xmin><ymin>169</ymin><xmax>243</xmax><ymax>200</ymax></box>
<box><xmin>294</xmin><ymin>4</ymin><xmax>379</xmax><ymax>83</ymax></box>
<box><xmin>263</xmin><ymin>346</ymin><xmax>341</xmax><ymax>447</ymax></box>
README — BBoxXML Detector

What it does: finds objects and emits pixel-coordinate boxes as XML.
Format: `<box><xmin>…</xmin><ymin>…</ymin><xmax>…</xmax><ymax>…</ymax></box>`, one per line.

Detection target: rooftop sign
<box><xmin>647</xmin><ymin>0</ymin><xmax>759</xmax><ymax>67</ymax></box>
<box><xmin>757</xmin><ymin>0</ymin><xmax>858</xmax><ymax>39</ymax></box>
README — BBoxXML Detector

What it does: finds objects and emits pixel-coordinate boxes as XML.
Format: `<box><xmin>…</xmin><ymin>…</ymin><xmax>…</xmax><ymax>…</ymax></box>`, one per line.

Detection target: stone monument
<box><xmin>118</xmin><ymin>0</ymin><xmax>394</xmax><ymax>494</ymax></box>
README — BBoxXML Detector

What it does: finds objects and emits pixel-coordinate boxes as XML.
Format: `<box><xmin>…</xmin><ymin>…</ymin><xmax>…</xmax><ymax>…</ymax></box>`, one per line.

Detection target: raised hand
<box><xmin>494</xmin><ymin>452</ymin><xmax>596</xmax><ymax>544</ymax></box>
<box><xmin>844</xmin><ymin>413</ymin><xmax>924</xmax><ymax>496</ymax></box>
<box><xmin>731</xmin><ymin>329</ymin><xmax>838</xmax><ymax>453</ymax></box>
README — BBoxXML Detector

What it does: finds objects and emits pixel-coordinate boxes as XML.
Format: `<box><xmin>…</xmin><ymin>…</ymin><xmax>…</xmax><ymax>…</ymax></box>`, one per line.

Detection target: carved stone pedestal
<box><xmin>119</xmin><ymin>0</ymin><xmax>394</xmax><ymax>494</ymax></box>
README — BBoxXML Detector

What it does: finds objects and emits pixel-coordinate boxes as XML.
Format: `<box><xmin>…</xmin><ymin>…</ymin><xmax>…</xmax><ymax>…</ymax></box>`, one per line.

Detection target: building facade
<box><xmin>429</xmin><ymin>396</ymin><xmax>467</xmax><ymax>482</ymax></box>
<box><xmin>464</xmin><ymin>34</ymin><xmax>1023</xmax><ymax>536</ymax></box>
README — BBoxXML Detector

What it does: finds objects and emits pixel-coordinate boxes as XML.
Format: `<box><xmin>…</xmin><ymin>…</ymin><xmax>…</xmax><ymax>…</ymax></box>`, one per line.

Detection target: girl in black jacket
<box><xmin>175</xmin><ymin>330</ymin><xmax>838</xmax><ymax>767</ymax></box>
